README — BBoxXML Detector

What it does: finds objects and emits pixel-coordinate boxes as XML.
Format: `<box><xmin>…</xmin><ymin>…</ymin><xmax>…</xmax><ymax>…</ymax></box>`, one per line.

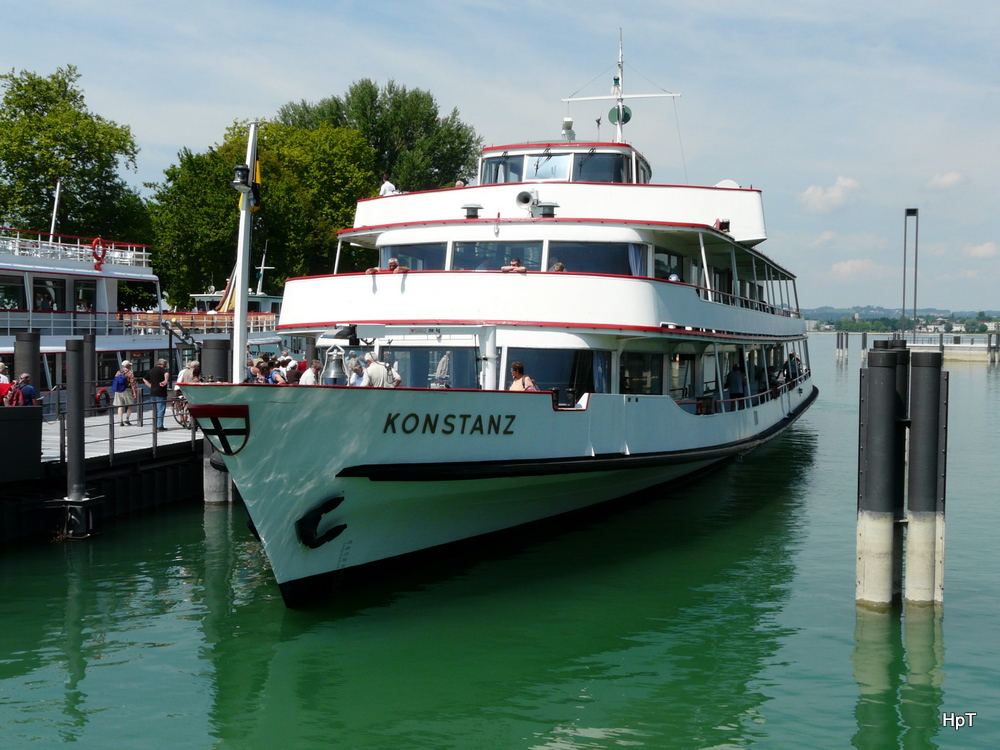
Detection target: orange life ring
<box><xmin>92</xmin><ymin>238</ymin><xmax>107</xmax><ymax>271</ymax></box>
<box><xmin>95</xmin><ymin>388</ymin><xmax>110</xmax><ymax>410</ymax></box>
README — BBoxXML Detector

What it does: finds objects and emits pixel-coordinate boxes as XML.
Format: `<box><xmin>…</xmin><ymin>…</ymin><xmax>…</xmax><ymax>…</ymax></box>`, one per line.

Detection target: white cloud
<box><xmin>963</xmin><ymin>242</ymin><xmax>998</xmax><ymax>258</ymax></box>
<box><xmin>829</xmin><ymin>258</ymin><xmax>894</xmax><ymax>281</ymax></box>
<box><xmin>798</xmin><ymin>177</ymin><xmax>861</xmax><ymax>213</ymax></box>
<box><xmin>810</xmin><ymin>230</ymin><xmax>838</xmax><ymax>246</ymax></box>
<box><xmin>924</xmin><ymin>170</ymin><xmax>968</xmax><ymax>190</ymax></box>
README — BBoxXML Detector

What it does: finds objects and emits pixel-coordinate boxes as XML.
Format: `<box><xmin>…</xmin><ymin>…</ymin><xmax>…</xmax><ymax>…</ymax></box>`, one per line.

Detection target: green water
<box><xmin>1</xmin><ymin>334</ymin><xmax>997</xmax><ymax>749</ymax></box>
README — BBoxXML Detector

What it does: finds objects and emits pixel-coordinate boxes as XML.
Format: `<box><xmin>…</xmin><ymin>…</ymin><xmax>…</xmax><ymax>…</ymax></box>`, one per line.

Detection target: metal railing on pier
<box><xmin>43</xmin><ymin>387</ymin><xmax>199</xmax><ymax>464</ymax></box>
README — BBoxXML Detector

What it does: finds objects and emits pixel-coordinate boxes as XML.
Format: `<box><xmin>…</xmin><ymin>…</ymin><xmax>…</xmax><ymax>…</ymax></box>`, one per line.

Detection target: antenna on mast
<box><xmin>562</xmin><ymin>30</ymin><xmax>679</xmax><ymax>143</ymax></box>
<box><xmin>255</xmin><ymin>241</ymin><xmax>275</xmax><ymax>296</ymax></box>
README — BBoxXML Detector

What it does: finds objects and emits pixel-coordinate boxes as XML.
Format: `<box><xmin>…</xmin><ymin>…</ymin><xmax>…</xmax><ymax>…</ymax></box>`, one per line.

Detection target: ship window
<box><xmin>377</xmin><ymin>347</ymin><xmax>480</xmax><ymax>389</ymax></box>
<box><xmin>653</xmin><ymin>249</ymin><xmax>685</xmax><ymax>280</ymax></box>
<box><xmin>620</xmin><ymin>352</ymin><xmax>663</xmax><ymax>395</ymax></box>
<box><xmin>74</xmin><ymin>280</ymin><xmax>96</xmax><ymax>312</ymax></box>
<box><xmin>548</xmin><ymin>242</ymin><xmax>646</xmax><ymax>276</ymax></box>
<box><xmin>480</xmin><ymin>154</ymin><xmax>524</xmax><ymax>184</ymax></box>
<box><xmin>380</xmin><ymin>243</ymin><xmax>447</xmax><ymax>271</ymax></box>
<box><xmin>0</xmin><ymin>275</ymin><xmax>26</xmax><ymax>309</ymax></box>
<box><xmin>666</xmin><ymin>352</ymin><xmax>696</xmax><ymax>399</ymax></box>
<box><xmin>506</xmin><ymin>348</ymin><xmax>611</xmax><ymax>405</ymax></box>
<box><xmin>453</xmin><ymin>241</ymin><xmax>542</xmax><ymax>271</ymax></box>
<box><xmin>528</xmin><ymin>152</ymin><xmax>571</xmax><ymax>180</ymax></box>
<box><xmin>572</xmin><ymin>152</ymin><xmax>629</xmax><ymax>183</ymax></box>
<box><xmin>33</xmin><ymin>279</ymin><xmax>65</xmax><ymax>311</ymax></box>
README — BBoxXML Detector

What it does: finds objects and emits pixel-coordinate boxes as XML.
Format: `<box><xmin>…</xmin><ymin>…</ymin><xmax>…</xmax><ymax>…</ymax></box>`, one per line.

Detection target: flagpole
<box><xmin>231</xmin><ymin>122</ymin><xmax>259</xmax><ymax>383</ymax></box>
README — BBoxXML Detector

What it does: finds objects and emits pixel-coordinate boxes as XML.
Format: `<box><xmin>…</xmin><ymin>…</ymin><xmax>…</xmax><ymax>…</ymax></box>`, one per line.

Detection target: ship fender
<box><xmin>296</xmin><ymin>495</ymin><xmax>347</xmax><ymax>549</ymax></box>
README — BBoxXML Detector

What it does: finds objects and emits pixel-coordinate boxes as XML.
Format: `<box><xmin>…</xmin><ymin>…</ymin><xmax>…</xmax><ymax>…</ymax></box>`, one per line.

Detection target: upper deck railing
<box><xmin>0</xmin><ymin>227</ymin><xmax>153</xmax><ymax>268</ymax></box>
<box><xmin>0</xmin><ymin>310</ymin><xmax>278</xmax><ymax>338</ymax></box>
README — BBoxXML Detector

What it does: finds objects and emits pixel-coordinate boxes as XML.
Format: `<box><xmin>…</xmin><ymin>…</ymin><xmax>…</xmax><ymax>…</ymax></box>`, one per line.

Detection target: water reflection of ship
<box><xmin>202</xmin><ymin>429</ymin><xmax>824</xmax><ymax>746</ymax></box>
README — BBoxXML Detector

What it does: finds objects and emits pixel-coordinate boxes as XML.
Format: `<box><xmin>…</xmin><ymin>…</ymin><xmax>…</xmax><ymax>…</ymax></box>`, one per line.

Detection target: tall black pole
<box><xmin>903</xmin><ymin>208</ymin><xmax>918</xmax><ymax>341</ymax></box>
<box><xmin>901</xmin><ymin>212</ymin><xmax>909</xmax><ymax>338</ymax></box>
<box><xmin>911</xmin><ymin>209</ymin><xmax>920</xmax><ymax>344</ymax></box>
<box><xmin>66</xmin><ymin>339</ymin><xmax>86</xmax><ymax>504</ymax></box>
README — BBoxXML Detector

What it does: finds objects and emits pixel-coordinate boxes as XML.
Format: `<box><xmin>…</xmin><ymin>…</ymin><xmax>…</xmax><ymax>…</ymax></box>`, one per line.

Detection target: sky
<box><xmin>4</xmin><ymin>0</ymin><xmax>999</xmax><ymax>313</ymax></box>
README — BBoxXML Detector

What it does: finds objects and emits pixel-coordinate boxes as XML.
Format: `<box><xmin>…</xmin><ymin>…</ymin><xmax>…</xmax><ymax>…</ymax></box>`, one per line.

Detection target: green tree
<box><xmin>277</xmin><ymin>79</ymin><xmax>481</xmax><ymax>192</ymax></box>
<box><xmin>0</xmin><ymin>65</ymin><xmax>149</xmax><ymax>241</ymax></box>
<box><xmin>148</xmin><ymin>121</ymin><xmax>376</xmax><ymax>306</ymax></box>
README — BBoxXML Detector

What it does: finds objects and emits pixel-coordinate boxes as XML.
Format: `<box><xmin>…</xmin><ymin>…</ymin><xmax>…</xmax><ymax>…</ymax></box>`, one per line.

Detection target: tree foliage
<box><xmin>0</xmin><ymin>65</ymin><xmax>149</xmax><ymax>241</ymax></box>
<box><xmin>148</xmin><ymin>121</ymin><xmax>375</xmax><ymax>306</ymax></box>
<box><xmin>833</xmin><ymin>317</ymin><xmax>899</xmax><ymax>332</ymax></box>
<box><xmin>277</xmin><ymin>79</ymin><xmax>481</xmax><ymax>192</ymax></box>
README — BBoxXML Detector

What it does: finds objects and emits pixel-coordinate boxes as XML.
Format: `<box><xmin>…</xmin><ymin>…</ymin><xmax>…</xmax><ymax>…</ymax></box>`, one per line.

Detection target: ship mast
<box><xmin>562</xmin><ymin>30</ymin><xmax>678</xmax><ymax>143</ymax></box>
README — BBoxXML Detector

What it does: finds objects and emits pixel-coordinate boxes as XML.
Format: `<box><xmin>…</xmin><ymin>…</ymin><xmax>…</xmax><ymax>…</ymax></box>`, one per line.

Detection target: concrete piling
<box><xmin>203</xmin><ymin>438</ymin><xmax>231</xmax><ymax>504</ymax></box>
<box><xmin>857</xmin><ymin>349</ymin><xmax>900</xmax><ymax>607</ymax></box>
<box><xmin>857</xmin><ymin>344</ymin><xmax>949</xmax><ymax>608</ymax></box>
<box><xmin>905</xmin><ymin>352</ymin><xmax>948</xmax><ymax>604</ymax></box>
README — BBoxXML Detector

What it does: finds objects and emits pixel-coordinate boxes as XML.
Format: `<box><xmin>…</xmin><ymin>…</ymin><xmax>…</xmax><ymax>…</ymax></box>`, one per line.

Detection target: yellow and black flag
<box><xmin>251</xmin><ymin>160</ymin><xmax>261</xmax><ymax>213</ymax></box>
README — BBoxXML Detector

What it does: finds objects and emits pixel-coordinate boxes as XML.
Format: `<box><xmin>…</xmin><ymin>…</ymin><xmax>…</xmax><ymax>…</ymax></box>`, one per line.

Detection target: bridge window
<box><xmin>572</xmin><ymin>152</ymin><xmax>629</xmax><ymax>183</ymax></box>
<box><xmin>527</xmin><ymin>153</ymin><xmax>571</xmax><ymax>181</ymax></box>
<box><xmin>481</xmin><ymin>154</ymin><xmax>524</xmax><ymax>184</ymax></box>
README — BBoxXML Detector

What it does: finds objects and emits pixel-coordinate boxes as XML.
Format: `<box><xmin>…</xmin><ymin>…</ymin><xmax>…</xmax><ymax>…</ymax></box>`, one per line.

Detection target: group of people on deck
<box><xmin>344</xmin><ymin>351</ymin><xmax>402</xmax><ymax>388</ymax></box>
<box><xmin>248</xmin><ymin>351</ymin><xmax>323</xmax><ymax>386</ymax></box>
<box><xmin>724</xmin><ymin>352</ymin><xmax>807</xmax><ymax>411</ymax></box>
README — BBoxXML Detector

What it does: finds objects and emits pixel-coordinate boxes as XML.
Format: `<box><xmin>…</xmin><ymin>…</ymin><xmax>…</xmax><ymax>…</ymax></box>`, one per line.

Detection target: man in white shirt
<box><xmin>379</xmin><ymin>175</ymin><xmax>396</xmax><ymax>196</ymax></box>
<box><xmin>299</xmin><ymin>359</ymin><xmax>323</xmax><ymax>386</ymax></box>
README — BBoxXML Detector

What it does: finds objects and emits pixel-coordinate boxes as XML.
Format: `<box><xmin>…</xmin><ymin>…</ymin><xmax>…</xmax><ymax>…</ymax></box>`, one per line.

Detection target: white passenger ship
<box><xmin>185</xmin><ymin>56</ymin><xmax>817</xmax><ymax>605</ymax></box>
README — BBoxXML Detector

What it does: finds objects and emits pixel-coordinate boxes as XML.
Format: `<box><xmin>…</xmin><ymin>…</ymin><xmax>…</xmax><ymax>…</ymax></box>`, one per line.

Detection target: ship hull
<box><xmin>186</xmin><ymin>381</ymin><xmax>817</xmax><ymax>605</ymax></box>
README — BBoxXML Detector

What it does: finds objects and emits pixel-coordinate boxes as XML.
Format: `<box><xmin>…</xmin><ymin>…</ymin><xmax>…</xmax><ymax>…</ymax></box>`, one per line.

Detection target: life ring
<box><xmin>92</xmin><ymin>238</ymin><xmax>107</xmax><ymax>271</ymax></box>
<box><xmin>95</xmin><ymin>388</ymin><xmax>110</xmax><ymax>411</ymax></box>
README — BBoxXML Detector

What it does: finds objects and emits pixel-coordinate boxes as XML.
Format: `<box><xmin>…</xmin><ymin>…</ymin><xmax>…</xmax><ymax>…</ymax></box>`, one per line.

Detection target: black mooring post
<box><xmin>857</xmin><ymin>349</ymin><xmax>900</xmax><ymax>607</ymax></box>
<box><xmin>906</xmin><ymin>351</ymin><xmax>947</xmax><ymax>604</ymax></box>
<box><xmin>83</xmin><ymin>333</ymin><xmax>97</xmax><ymax>399</ymax></box>
<box><xmin>201</xmin><ymin>337</ymin><xmax>231</xmax><ymax>383</ymax></box>
<box><xmin>66</xmin><ymin>339</ymin><xmax>86</xmax><ymax>504</ymax></box>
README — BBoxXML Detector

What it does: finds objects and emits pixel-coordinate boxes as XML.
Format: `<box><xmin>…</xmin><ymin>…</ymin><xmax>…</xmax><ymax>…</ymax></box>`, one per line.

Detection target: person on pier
<box><xmin>143</xmin><ymin>359</ymin><xmax>170</xmax><ymax>431</ymax></box>
<box><xmin>112</xmin><ymin>361</ymin><xmax>138</xmax><ymax>426</ymax></box>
